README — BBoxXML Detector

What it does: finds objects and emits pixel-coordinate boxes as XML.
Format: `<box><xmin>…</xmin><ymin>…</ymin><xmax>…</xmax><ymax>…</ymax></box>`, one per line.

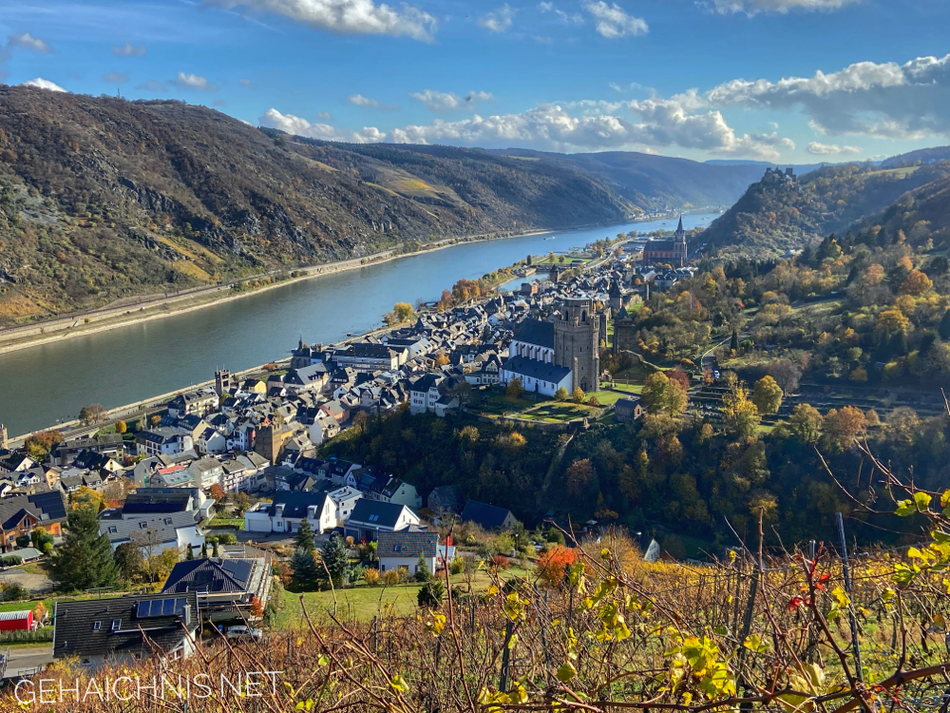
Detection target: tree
<box><xmin>71</xmin><ymin>485</ymin><xmax>105</xmax><ymax>513</ymax></box>
<box><xmin>50</xmin><ymin>505</ymin><xmax>119</xmax><ymax>592</ymax></box>
<box><xmin>320</xmin><ymin>536</ymin><xmax>353</xmax><ymax>588</ymax></box>
<box><xmin>394</xmin><ymin>302</ymin><xmax>414</xmax><ymax>322</ymax></box>
<box><xmin>433</xmin><ymin>353</ymin><xmax>450</xmax><ymax>367</ymax></box>
<box><xmin>23</xmin><ymin>430</ymin><xmax>62</xmax><ymax>460</ymax></box>
<box><xmin>250</xmin><ymin>595</ymin><xmax>264</xmax><ymax>618</ymax></box>
<box><xmin>209</xmin><ymin>483</ymin><xmax>225</xmax><ymax>502</ymax></box>
<box><xmin>150</xmin><ymin>415</ymin><xmax>161</xmax><ymax>427</ymax></box>
<box><xmin>667</xmin><ymin>368</ymin><xmax>690</xmax><ymax>393</ymax></box>
<box><xmin>730</xmin><ymin>329</ymin><xmax>739</xmax><ymax>352</ymax></box>
<box><xmin>641</xmin><ymin>372</ymin><xmax>687</xmax><ymax>417</ymax></box>
<box><xmin>752</xmin><ymin>376</ymin><xmax>783</xmax><ymax>415</ymax></box>
<box><xmin>939</xmin><ymin>310</ymin><xmax>950</xmax><ymax>341</ymax></box>
<box><xmin>505</xmin><ymin>377</ymin><xmax>524</xmax><ymax>398</ymax></box>
<box><xmin>78</xmin><ymin>403</ymin><xmax>107</xmax><ymax>426</ymax></box>
<box><xmin>571</xmin><ymin>387</ymin><xmax>586</xmax><ymax>404</ymax></box>
<box><xmin>536</xmin><ymin>545</ymin><xmax>578</xmax><ymax>587</ymax></box>
<box><xmin>30</xmin><ymin>526</ymin><xmax>53</xmax><ymax>552</ymax></box>
<box><xmin>415</xmin><ymin>556</ymin><xmax>431</xmax><ymax>582</ymax></box>
<box><xmin>115</xmin><ymin>420</ymin><xmax>127</xmax><ymax>434</ymax></box>
<box><xmin>291</xmin><ymin>547</ymin><xmax>320</xmax><ymax>591</ymax></box>
<box><xmin>15</xmin><ymin>535</ymin><xmax>30</xmax><ymax>549</ymax></box>
<box><xmin>417</xmin><ymin>580</ymin><xmax>445</xmax><ymax>608</ymax></box>
<box><xmin>186</xmin><ymin>545</ymin><xmax>194</xmax><ymax>560</ymax></box>
<box><xmin>823</xmin><ymin>406</ymin><xmax>867</xmax><ymax>451</ymax></box>
<box><xmin>900</xmin><ymin>269</ymin><xmax>932</xmax><ymax>296</ymax></box>
<box><xmin>768</xmin><ymin>359</ymin><xmax>802</xmax><ymax>394</ymax></box>
<box><xmin>565</xmin><ymin>459</ymin><xmax>596</xmax><ymax>502</ymax></box>
<box><xmin>296</xmin><ymin>518</ymin><xmax>315</xmax><ymax>552</ymax></box>
<box><xmin>722</xmin><ymin>381</ymin><xmax>760</xmax><ymax>439</ymax></box>
<box><xmin>789</xmin><ymin>403</ymin><xmax>823</xmax><ymax>444</ymax></box>
<box><xmin>554</xmin><ymin>387</ymin><xmax>568</xmax><ymax>401</ymax></box>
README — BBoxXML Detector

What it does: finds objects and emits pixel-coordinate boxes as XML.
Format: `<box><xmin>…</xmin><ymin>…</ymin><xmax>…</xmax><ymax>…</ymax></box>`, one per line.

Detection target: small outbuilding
<box><xmin>0</xmin><ymin>609</ymin><xmax>33</xmax><ymax>631</ymax></box>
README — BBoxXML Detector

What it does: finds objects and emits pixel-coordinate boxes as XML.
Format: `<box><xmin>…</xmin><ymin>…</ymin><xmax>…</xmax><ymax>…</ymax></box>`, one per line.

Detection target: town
<box><xmin>0</xmin><ymin>224</ymin><xmax>699</xmax><ymax>676</ymax></box>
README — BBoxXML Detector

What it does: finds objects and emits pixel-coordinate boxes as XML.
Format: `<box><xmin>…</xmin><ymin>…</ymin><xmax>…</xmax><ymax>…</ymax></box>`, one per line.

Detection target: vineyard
<box><xmin>6</xmin><ymin>456</ymin><xmax>949</xmax><ymax>713</ymax></box>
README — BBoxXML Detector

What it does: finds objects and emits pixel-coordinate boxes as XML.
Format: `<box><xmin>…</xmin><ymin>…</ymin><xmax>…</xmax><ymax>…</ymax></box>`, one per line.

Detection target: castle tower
<box><xmin>608</xmin><ymin>281</ymin><xmax>623</xmax><ymax>312</ymax></box>
<box><xmin>553</xmin><ymin>298</ymin><xmax>600</xmax><ymax>392</ymax></box>
<box><xmin>214</xmin><ymin>369</ymin><xmax>233</xmax><ymax>397</ymax></box>
<box><xmin>0</xmin><ymin>423</ymin><xmax>7</xmax><ymax>451</ymax></box>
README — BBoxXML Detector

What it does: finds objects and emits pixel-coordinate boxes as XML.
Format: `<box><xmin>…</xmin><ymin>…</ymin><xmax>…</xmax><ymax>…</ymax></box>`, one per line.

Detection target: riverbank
<box><xmin>0</xmin><ymin>225</ymin><xmax>569</xmax><ymax>356</ymax></box>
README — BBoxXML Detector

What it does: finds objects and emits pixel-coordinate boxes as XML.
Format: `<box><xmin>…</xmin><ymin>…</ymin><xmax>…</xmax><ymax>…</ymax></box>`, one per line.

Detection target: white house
<box><xmin>99</xmin><ymin>511</ymin><xmax>205</xmax><ymax>557</ymax></box>
<box><xmin>328</xmin><ymin>486</ymin><xmax>362</xmax><ymax>523</ymax></box>
<box><xmin>195</xmin><ymin>427</ymin><xmax>227</xmax><ymax>455</ymax></box>
<box><xmin>409</xmin><ymin>374</ymin><xmax>443</xmax><ymax>415</ymax></box>
<box><xmin>499</xmin><ymin>356</ymin><xmax>572</xmax><ymax>398</ymax></box>
<box><xmin>135</xmin><ymin>428</ymin><xmax>194</xmax><ymax>457</ymax></box>
<box><xmin>243</xmin><ymin>491</ymin><xmax>337</xmax><ymax>535</ymax></box>
<box><xmin>344</xmin><ymin>500</ymin><xmax>420</xmax><ymax>542</ymax></box>
<box><xmin>377</xmin><ymin>531</ymin><xmax>455</xmax><ymax>575</ymax></box>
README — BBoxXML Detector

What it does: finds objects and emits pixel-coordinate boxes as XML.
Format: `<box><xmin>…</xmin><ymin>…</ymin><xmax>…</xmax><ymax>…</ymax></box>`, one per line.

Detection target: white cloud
<box><xmin>347</xmin><ymin>93</ymin><xmax>397</xmax><ymax>109</ymax></box>
<box><xmin>8</xmin><ymin>33</ymin><xmax>51</xmax><ymax>53</ymax></box>
<box><xmin>708</xmin><ymin>0</ymin><xmax>860</xmax><ymax>14</ymax></box>
<box><xmin>807</xmin><ymin>141</ymin><xmax>861</xmax><ymax>155</ymax></box>
<box><xmin>102</xmin><ymin>72</ymin><xmax>129</xmax><ymax>83</ymax></box>
<box><xmin>538</xmin><ymin>2</ymin><xmax>584</xmax><ymax>24</ymax></box>
<box><xmin>316</xmin><ymin>111</ymin><xmax>333</xmax><ymax>120</ymax></box>
<box><xmin>239</xmin><ymin>78</ymin><xmax>256</xmax><ymax>87</ymax></box>
<box><xmin>704</xmin><ymin>53</ymin><xmax>950</xmax><ymax>139</ymax></box>
<box><xmin>583</xmin><ymin>1</ymin><xmax>648</xmax><ymax>38</ymax></box>
<box><xmin>113</xmin><ymin>42</ymin><xmax>146</xmax><ymax>57</ymax></box>
<box><xmin>260</xmin><ymin>108</ymin><xmax>386</xmax><ymax>142</ymax></box>
<box><xmin>411</xmin><ymin>89</ymin><xmax>494</xmax><ymax>111</ymax></box>
<box><xmin>22</xmin><ymin>77</ymin><xmax>65</xmax><ymax>92</ymax></box>
<box><xmin>478</xmin><ymin>4</ymin><xmax>516</xmax><ymax>32</ymax></box>
<box><xmin>172</xmin><ymin>72</ymin><xmax>219</xmax><ymax>91</ymax></box>
<box><xmin>204</xmin><ymin>0</ymin><xmax>437</xmax><ymax>42</ymax></box>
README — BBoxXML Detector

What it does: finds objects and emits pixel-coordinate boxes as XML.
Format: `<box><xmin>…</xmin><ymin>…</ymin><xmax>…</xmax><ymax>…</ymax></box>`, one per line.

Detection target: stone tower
<box><xmin>608</xmin><ymin>281</ymin><xmax>623</xmax><ymax>312</ymax></box>
<box><xmin>214</xmin><ymin>369</ymin><xmax>233</xmax><ymax>397</ymax></box>
<box><xmin>0</xmin><ymin>423</ymin><xmax>7</xmax><ymax>451</ymax></box>
<box><xmin>554</xmin><ymin>297</ymin><xmax>600</xmax><ymax>392</ymax></box>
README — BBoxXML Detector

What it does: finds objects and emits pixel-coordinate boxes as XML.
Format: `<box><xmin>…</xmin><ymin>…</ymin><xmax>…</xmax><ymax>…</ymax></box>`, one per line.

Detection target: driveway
<box><xmin>0</xmin><ymin>569</ymin><xmax>53</xmax><ymax>594</ymax></box>
<box><xmin>1</xmin><ymin>645</ymin><xmax>53</xmax><ymax>679</ymax></box>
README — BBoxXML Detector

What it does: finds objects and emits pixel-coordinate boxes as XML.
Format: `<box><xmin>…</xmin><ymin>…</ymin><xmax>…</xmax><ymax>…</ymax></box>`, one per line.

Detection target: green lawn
<box><xmin>584</xmin><ymin>390</ymin><xmax>627</xmax><ymax>406</ymax></box>
<box><xmin>518</xmin><ymin>403</ymin><xmax>597</xmax><ymax>423</ymax></box>
<box><xmin>469</xmin><ymin>391</ymin><xmax>538</xmax><ymax>416</ymax></box>
<box><xmin>208</xmin><ymin>517</ymin><xmax>246</xmax><ymax>530</ymax></box>
<box><xmin>605</xmin><ymin>383</ymin><xmax>643</xmax><ymax>394</ymax></box>
<box><xmin>275</xmin><ymin>565</ymin><xmax>533</xmax><ymax>627</ymax></box>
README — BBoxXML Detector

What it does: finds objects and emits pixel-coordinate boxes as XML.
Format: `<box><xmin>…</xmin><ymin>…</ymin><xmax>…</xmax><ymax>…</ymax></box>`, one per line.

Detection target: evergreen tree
<box><xmin>417</xmin><ymin>580</ymin><xmax>445</xmax><ymax>608</ymax></box>
<box><xmin>296</xmin><ymin>519</ymin><xmax>315</xmax><ymax>552</ymax></box>
<box><xmin>201</xmin><ymin>541</ymin><xmax>208</xmax><ymax>558</ymax></box>
<box><xmin>186</xmin><ymin>545</ymin><xmax>194</xmax><ymax>560</ymax></box>
<box><xmin>320</xmin><ymin>536</ymin><xmax>352</xmax><ymax>588</ymax></box>
<box><xmin>415</xmin><ymin>556</ymin><xmax>432</xmax><ymax>582</ymax></box>
<box><xmin>290</xmin><ymin>547</ymin><xmax>320</xmax><ymax>591</ymax></box>
<box><xmin>730</xmin><ymin>329</ymin><xmax>739</xmax><ymax>352</ymax></box>
<box><xmin>211</xmin><ymin>538</ymin><xmax>219</xmax><ymax>557</ymax></box>
<box><xmin>50</xmin><ymin>506</ymin><xmax>119</xmax><ymax>592</ymax></box>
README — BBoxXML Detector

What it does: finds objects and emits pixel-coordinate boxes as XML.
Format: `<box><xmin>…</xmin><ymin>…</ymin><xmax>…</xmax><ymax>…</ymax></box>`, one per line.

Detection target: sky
<box><xmin>0</xmin><ymin>0</ymin><xmax>947</xmax><ymax>164</ymax></box>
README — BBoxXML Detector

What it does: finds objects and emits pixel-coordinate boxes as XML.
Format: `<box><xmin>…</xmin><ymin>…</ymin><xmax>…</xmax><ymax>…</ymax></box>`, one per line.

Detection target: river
<box><xmin>0</xmin><ymin>214</ymin><xmax>716</xmax><ymax>435</ymax></box>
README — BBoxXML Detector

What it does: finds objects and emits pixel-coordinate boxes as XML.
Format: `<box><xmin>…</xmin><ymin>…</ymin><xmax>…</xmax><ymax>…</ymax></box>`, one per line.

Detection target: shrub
<box><xmin>0</xmin><ymin>556</ymin><xmax>23</xmax><ymax>567</ymax></box>
<box><xmin>415</xmin><ymin>557</ymin><xmax>432</xmax><ymax>582</ymax></box>
<box><xmin>536</xmin><ymin>545</ymin><xmax>579</xmax><ymax>587</ymax></box>
<box><xmin>217</xmin><ymin>532</ymin><xmax>238</xmax><ymax>545</ymax></box>
<box><xmin>15</xmin><ymin>535</ymin><xmax>30</xmax><ymax>549</ymax></box>
<box><xmin>449</xmin><ymin>557</ymin><xmax>466</xmax><ymax>575</ymax></box>
<box><xmin>381</xmin><ymin>569</ymin><xmax>401</xmax><ymax>586</ymax></box>
<box><xmin>490</xmin><ymin>555</ymin><xmax>510</xmax><ymax>570</ymax></box>
<box><xmin>417</xmin><ymin>580</ymin><xmax>445</xmax><ymax>608</ymax></box>
<box><xmin>1</xmin><ymin>583</ymin><xmax>29</xmax><ymax>601</ymax></box>
<box><xmin>363</xmin><ymin>568</ymin><xmax>380</xmax><ymax>586</ymax></box>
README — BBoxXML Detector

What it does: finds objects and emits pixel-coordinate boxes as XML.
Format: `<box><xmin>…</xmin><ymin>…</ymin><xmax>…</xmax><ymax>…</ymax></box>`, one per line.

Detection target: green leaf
<box><xmin>556</xmin><ymin>662</ymin><xmax>577</xmax><ymax>682</ymax></box>
<box><xmin>914</xmin><ymin>491</ymin><xmax>932</xmax><ymax>512</ymax></box>
<box><xmin>390</xmin><ymin>674</ymin><xmax>410</xmax><ymax>694</ymax></box>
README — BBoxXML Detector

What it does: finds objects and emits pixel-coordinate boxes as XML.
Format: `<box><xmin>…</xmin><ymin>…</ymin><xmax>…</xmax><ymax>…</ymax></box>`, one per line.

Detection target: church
<box><xmin>500</xmin><ymin>298</ymin><xmax>600</xmax><ymax>397</ymax></box>
<box><xmin>641</xmin><ymin>216</ymin><xmax>687</xmax><ymax>268</ymax></box>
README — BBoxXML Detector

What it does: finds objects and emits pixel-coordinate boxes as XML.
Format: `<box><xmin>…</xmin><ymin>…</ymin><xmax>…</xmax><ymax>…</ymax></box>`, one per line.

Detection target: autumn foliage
<box><xmin>535</xmin><ymin>545</ymin><xmax>579</xmax><ymax>586</ymax></box>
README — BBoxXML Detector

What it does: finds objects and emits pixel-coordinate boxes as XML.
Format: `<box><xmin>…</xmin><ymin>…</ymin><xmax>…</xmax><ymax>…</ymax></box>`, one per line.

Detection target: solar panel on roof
<box><xmin>136</xmin><ymin>597</ymin><xmax>187</xmax><ymax>618</ymax></box>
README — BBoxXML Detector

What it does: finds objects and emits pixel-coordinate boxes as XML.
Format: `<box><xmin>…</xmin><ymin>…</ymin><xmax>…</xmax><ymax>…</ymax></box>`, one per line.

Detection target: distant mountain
<box><xmin>486</xmin><ymin>149</ymin><xmax>772</xmax><ymax>209</ymax></box>
<box><xmin>704</xmin><ymin>159</ymin><xmax>773</xmax><ymax>167</ymax></box>
<box><xmin>0</xmin><ymin>86</ymin><xmax>634</xmax><ymax>325</ymax></box>
<box><xmin>699</xmin><ymin>162</ymin><xmax>950</xmax><ymax>260</ymax></box>
<box><xmin>881</xmin><ymin>146</ymin><xmax>950</xmax><ymax>169</ymax></box>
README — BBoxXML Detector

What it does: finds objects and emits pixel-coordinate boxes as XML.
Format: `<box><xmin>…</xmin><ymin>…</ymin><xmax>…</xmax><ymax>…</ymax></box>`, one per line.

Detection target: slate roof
<box><xmin>53</xmin><ymin>591</ymin><xmax>199</xmax><ymax>661</ymax></box>
<box><xmin>99</xmin><ymin>511</ymin><xmax>198</xmax><ymax>546</ymax></box>
<box><xmin>502</xmin><ymin>356</ymin><xmax>572</xmax><ymax>383</ymax></box>
<box><xmin>122</xmin><ymin>490</ymin><xmax>192</xmax><ymax>516</ymax></box>
<box><xmin>460</xmin><ymin>500</ymin><xmax>515</xmax><ymax>530</ymax></box>
<box><xmin>268</xmin><ymin>491</ymin><xmax>328</xmax><ymax>519</ymax></box>
<box><xmin>512</xmin><ymin>319</ymin><xmax>555</xmax><ymax>349</ymax></box>
<box><xmin>0</xmin><ymin>490</ymin><xmax>67</xmax><ymax>530</ymax></box>
<box><xmin>410</xmin><ymin>373</ymin><xmax>441</xmax><ymax>393</ymax></box>
<box><xmin>377</xmin><ymin>530</ymin><xmax>438</xmax><ymax>559</ymax></box>
<box><xmin>348</xmin><ymin>499</ymin><xmax>413</xmax><ymax>529</ymax></box>
<box><xmin>162</xmin><ymin>558</ymin><xmax>256</xmax><ymax>595</ymax></box>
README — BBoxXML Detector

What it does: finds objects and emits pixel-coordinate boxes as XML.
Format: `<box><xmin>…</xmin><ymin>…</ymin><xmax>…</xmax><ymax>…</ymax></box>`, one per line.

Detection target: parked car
<box><xmin>225</xmin><ymin>625</ymin><xmax>262</xmax><ymax>642</ymax></box>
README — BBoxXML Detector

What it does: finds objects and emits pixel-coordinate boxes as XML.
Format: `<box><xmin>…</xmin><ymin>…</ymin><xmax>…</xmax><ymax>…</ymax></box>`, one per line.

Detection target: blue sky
<box><xmin>0</xmin><ymin>0</ymin><xmax>947</xmax><ymax>163</ymax></box>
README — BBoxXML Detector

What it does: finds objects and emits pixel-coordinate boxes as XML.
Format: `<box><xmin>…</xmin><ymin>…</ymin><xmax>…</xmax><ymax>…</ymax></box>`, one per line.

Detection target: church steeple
<box><xmin>676</xmin><ymin>215</ymin><xmax>684</xmax><ymax>237</ymax></box>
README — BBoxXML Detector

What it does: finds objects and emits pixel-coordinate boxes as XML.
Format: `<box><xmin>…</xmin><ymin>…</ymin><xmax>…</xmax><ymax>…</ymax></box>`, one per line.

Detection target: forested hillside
<box><xmin>0</xmin><ymin>87</ymin><xmax>634</xmax><ymax>325</ymax></box>
<box><xmin>700</xmin><ymin>162</ymin><xmax>950</xmax><ymax>260</ymax></box>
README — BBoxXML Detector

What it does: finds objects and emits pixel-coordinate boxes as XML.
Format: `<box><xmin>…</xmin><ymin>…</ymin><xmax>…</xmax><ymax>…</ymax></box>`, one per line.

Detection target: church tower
<box><xmin>553</xmin><ymin>298</ymin><xmax>600</xmax><ymax>392</ymax></box>
<box><xmin>674</xmin><ymin>215</ymin><xmax>687</xmax><ymax>267</ymax></box>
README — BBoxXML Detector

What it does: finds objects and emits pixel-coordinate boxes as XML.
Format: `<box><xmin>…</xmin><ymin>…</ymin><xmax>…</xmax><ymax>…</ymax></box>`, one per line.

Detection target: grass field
<box><xmin>208</xmin><ymin>517</ymin><xmax>246</xmax><ymax>530</ymax></box>
<box><xmin>275</xmin><ymin>565</ymin><xmax>533</xmax><ymax>627</ymax></box>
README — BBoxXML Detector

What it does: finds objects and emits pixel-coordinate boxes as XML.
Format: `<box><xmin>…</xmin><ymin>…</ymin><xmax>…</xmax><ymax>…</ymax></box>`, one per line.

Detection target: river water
<box><xmin>0</xmin><ymin>214</ymin><xmax>716</xmax><ymax>435</ymax></box>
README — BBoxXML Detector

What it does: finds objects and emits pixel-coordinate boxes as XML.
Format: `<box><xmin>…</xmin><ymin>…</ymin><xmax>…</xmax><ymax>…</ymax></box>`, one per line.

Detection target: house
<box><xmin>614</xmin><ymin>397</ymin><xmax>645</xmax><ymax>423</ymax></box>
<box><xmin>283</xmin><ymin>364</ymin><xmax>329</xmax><ymax>392</ymax></box>
<box><xmin>319</xmin><ymin>399</ymin><xmax>350</xmax><ymax>425</ymax></box>
<box><xmin>334</xmin><ymin>343</ymin><xmax>404</xmax><ymax>372</ymax></box>
<box><xmin>243</xmin><ymin>491</ymin><xmax>337</xmax><ymax>534</ymax></box>
<box><xmin>460</xmin><ymin>500</ymin><xmax>518</xmax><ymax>530</ymax></box>
<box><xmin>344</xmin><ymin>500</ymin><xmax>420</xmax><ymax>542</ymax></box>
<box><xmin>356</xmin><ymin>469</ymin><xmax>423</xmax><ymax>508</ymax></box>
<box><xmin>99</xmin><ymin>511</ymin><xmax>204</xmax><ymax>557</ymax></box>
<box><xmin>135</xmin><ymin>428</ymin><xmax>194</xmax><ymax>457</ymax></box>
<box><xmin>189</xmin><ymin>456</ymin><xmax>224</xmax><ymax>489</ymax></box>
<box><xmin>409</xmin><ymin>373</ymin><xmax>443</xmax><ymax>414</ymax></box>
<box><xmin>0</xmin><ymin>491</ymin><xmax>68</xmax><ymax>551</ymax></box>
<box><xmin>377</xmin><ymin>531</ymin><xmax>455</xmax><ymax>575</ymax></box>
<box><xmin>328</xmin><ymin>486</ymin><xmax>362</xmax><ymax>523</ymax></box>
<box><xmin>434</xmin><ymin>393</ymin><xmax>461</xmax><ymax>418</ymax></box>
<box><xmin>427</xmin><ymin>485</ymin><xmax>463</xmax><ymax>514</ymax></box>
<box><xmin>52</xmin><ymin>592</ymin><xmax>200</xmax><ymax>668</ymax></box>
<box><xmin>0</xmin><ymin>451</ymin><xmax>36</xmax><ymax>474</ymax></box>
<box><xmin>167</xmin><ymin>388</ymin><xmax>218</xmax><ymax>419</ymax></box>
<box><xmin>464</xmin><ymin>356</ymin><xmax>501</xmax><ymax>386</ymax></box>
<box><xmin>120</xmin><ymin>487</ymin><xmax>214</xmax><ymax>522</ymax></box>
<box><xmin>500</xmin><ymin>356</ymin><xmax>572</xmax><ymax>397</ymax></box>
<box><xmin>195</xmin><ymin>427</ymin><xmax>227</xmax><ymax>455</ymax></box>
<box><xmin>161</xmin><ymin>557</ymin><xmax>272</xmax><ymax>621</ymax></box>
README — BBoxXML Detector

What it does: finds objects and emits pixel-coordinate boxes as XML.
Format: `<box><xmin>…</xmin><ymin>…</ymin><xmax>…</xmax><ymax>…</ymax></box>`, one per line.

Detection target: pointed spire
<box><xmin>677</xmin><ymin>215</ymin><xmax>684</xmax><ymax>233</ymax></box>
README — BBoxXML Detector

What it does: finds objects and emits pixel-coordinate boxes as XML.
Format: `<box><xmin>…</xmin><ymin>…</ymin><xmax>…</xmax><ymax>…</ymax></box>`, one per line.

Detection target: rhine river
<box><xmin>0</xmin><ymin>214</ymin><xmax>716</xmax><ymax>435</ymax></box>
